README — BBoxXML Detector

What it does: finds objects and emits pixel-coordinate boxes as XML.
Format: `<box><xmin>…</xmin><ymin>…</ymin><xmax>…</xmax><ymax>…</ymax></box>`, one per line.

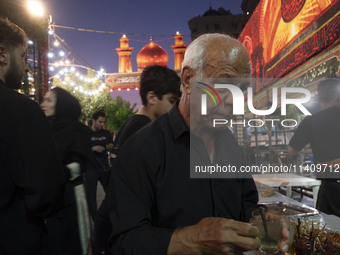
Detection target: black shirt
<box><xmin>289</xmin><ymin>106</ymin><xmax>340</xmax><ymax>163</ymax></box>
<box><xmin>113</xmin><ymin>114</ymin><xmax>151</xmax><ymax>153</ymax></box>
<box><xmin>107</xmin><ymin>104</ymin><xmax>258</xmax><ymax>254</ymax></box>
<box><xmin>89</xmin><ymin>129</ymin><xmax>113</xmax><ymax>166</ymax></box>
<box><xmin>90</xmin><ymin>129</ymin><xmax>113</xmax><ymax>150</ymax></box>
<box><xmin>0</xmin><ymin>80</ymin><xmax>65</xmax><ymax>253</ymax></box>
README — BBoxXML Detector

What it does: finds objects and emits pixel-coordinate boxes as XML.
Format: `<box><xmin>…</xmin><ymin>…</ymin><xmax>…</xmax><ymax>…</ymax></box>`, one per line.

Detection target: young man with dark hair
<box><xmin>86</xmin><ymin>111</ymin><xmax>113</xmax><ymax>221</ymax></box>
<box><xmin>94</xmin><ymin>65</ymin><xmax>181</xmax><ymax>254</ymax></box>
<box><xmin>139</xmin><ymin>64</ymin><xmax>182</xmax><ymax>105</ymax></box>
<box><xmin>92</xmin><ymin>111</ymin><xmax>106</xmax><ymax>124</ymax></box>
<box><xmin>289</xmin><ymin>78</ymin><xmax>340</xmax><ymax>216</ymax></box>
<box><xmin>113</xmin><ymin>65</ymin><xmax>181</xmax><ymax>152</ymax></box>
<box><xmin>0</xmin><ymin>18</ymin><xmax>65</xmax><ymax>254</ymax></box>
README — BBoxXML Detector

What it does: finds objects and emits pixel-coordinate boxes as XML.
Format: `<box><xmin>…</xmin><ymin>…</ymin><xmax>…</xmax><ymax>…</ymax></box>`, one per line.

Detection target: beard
<box><xmin>5</xmin><ymin>55</ymin><xmax>25</xmax><ymax>89</ymax></box>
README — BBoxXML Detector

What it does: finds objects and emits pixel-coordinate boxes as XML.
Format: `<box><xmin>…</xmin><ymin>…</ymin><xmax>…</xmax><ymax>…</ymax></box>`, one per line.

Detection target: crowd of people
<box><xmin>1</xmin><ymin>16</ymin><xmax>339</xmax><ymax>255</ymax></box>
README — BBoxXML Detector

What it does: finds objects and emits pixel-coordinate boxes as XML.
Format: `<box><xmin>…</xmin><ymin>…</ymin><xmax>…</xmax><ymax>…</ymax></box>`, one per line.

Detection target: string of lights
<box><xmin>26</xmin><ymin>22</ymin><xmax>184</xmax><ymax>97</ymax></box>
<box><xmin>129</xmin><ymin>37</ymin><xmax>174</xmax><ymax>43</ymax></box>
<box><xmin>25</xmin><ymin>19</ymin><xmax>182</xmax><ymax>98</ymax></box>
<box><xmin>52</xmin><ymin>65</ymin><xmax>106</xmax><ymax>96</ymax></box>
<box><xmin>52</xmin><ymin>33</ymin><xmax>95</xmax><ymax>69</ymax></box>
<box><xmin>45</xmin><ymin>26</ymin><xmax>109</xmax><ymax>96</ymax></box>
<box><xmin>50</xmin><ymin>24</ymin><xmax>190</xmax><ymax>42</ymax></box>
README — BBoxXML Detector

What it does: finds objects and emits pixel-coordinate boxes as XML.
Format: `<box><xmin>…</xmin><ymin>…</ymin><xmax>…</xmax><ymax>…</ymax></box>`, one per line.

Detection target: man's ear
<box><xmin>146</xmin><ymin>91</ymin><xmax>158</xmax><ymax>105</ymax></box>
<box><xmin>0</xmin><ymin>45</ymin><xmax>9</xmax><ymax>65</ymax></box>
<box><xmin>181</xmin><ymin>66</ymin><xmax>194</xmax><ymax>94</ymax></box>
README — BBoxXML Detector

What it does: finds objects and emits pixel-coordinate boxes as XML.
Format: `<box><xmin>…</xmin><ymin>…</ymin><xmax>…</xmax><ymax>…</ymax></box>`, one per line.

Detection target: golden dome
<box><xmin>136</xmin><ymin>39</ymin><xmax>168</xmax><ymax>71</ymax></box>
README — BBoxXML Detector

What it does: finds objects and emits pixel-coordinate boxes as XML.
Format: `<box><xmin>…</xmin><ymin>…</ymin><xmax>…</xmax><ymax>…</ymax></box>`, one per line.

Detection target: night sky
<box><xmin>44</xmin><ymin>0</ymin><xmax>244</xmax><ymax>74</ymax></box>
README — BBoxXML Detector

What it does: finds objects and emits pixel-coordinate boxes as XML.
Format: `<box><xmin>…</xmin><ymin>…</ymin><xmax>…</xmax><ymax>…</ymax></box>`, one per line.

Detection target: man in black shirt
<box><xmin>107</xmin><ymin>34</ymin><xmax>267</xmax><ymax>254</ymax></box>
<box><xmin>289</xmin><ymin>78</ymin><xmax>340</xmax><ymax>216</ymax></box>
<box><xmin>86</xmin><ymin>111</ymin><xmax>113</xmax><ymax>221</ymax></box>
<box><xmin>94</xmin><ymin>65</ymin><xmax>181</xmax><ymax>254</ymax></box>
<box><xmin>0</xmin><ymin>18</ymin><xmax>65</xmax><ymax>254</ymax></box>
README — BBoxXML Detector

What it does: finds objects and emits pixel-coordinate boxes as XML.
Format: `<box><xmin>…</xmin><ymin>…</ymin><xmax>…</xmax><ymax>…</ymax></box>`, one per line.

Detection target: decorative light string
<box><xmin>44</xmin><ymin>27</ymin><xmax>109</xmax><ymax>96</ymax></box>
<box><xmin>51</xmin><ymin>64</ymin><xmax>106</xmax><ymax>95</ymax></box>
<box><xmin>24</xmin><ymin>23</ymin><xmax>185</xmax><ymax>96</ymax></box>
<box><xmin>129</xmin><ymin>37</ymin><xmax>174</xmax><ymax>43</ymax></box>
<box><xmin>50</xmin><ymin>24</ymin><xmax>190</xmax><ymax>38</ymax></box>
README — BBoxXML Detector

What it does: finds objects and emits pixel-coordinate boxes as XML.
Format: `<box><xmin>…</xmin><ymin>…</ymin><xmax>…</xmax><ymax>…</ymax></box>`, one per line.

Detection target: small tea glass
<box><xmin>252</xmin><ymin>207</ymin><xmax>283</xmax><ymax>254</ymax></box>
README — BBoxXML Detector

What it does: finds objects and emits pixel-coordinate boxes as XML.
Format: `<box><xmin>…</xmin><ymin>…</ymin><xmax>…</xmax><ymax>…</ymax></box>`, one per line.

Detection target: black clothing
<box><xmin>113</xmin><ymin>115</ymin><xmax>151</xmax><ymax>153</ymax></box>
<box><xmin>85</xmin><ymin>162</ymin><xmax>108</xmax><ymax>221</ymax></box>
<box><xmin>316</xmin><ymin>181</ymin><xmax>340</xmax><ymax>216</ymax></box>
<box><xmin>289</xmin><ymin>106</ymin><xmax>340</xmax><ymax>216</ymax></box>
<box><xmin>44</xmin><ymin>87</ymin><xmax>92</xmax><ymax>255</ymax></box>
<box><xmin>89</xmin><ymin>129</ymin><xmax>113</xmax><ymax>168</ymax></box>
<box><xmin>86</xmin><ymin>129</ymin><xmax>113</xmax><ymax>221</ymax></box>
<box><xmin>107</xmin><ymin>105</ymin><xmax>258</xmax><ymax>254</ymax></box>
<box><xmin>0</xmin><ymin>80</ymin><xmax>65</xmax><ymax>255</ymax></box>
<box><xmin>94</xmin><ymin>114</ymin><xmax>151</xmax><ymax>253</ymax></box>
<box><xmin>289</xmin><ymin>106</ymin><xmax>340</xmax><ymax>163</ymax></box>
<box><xmin>50</xmin><ymin>88</ymin><xmax>91</xmax><ymax>171</ymax></box>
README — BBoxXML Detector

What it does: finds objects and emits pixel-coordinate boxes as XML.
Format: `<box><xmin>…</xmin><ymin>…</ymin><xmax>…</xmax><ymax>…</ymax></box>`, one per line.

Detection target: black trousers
<box><xmin>94</xmin><ymin>198</ymin><xmax>112</xmax><ymax>253</ymax></box>
<box><xmin>85</xmin><ymin>163</ymin><xmax>108</xmax><ymax>221</ymax></box>
<box><xmin>316</xmin><ymin>180</ymin><xmax>340</xmax><ymax>217</ymax></box>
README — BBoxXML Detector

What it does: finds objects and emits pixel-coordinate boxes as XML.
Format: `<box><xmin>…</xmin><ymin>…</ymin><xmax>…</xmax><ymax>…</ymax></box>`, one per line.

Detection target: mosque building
<box><xmin>106</xmin><ymin>32</ymin><xmax>187</xmax><ymax>95</ymax></box>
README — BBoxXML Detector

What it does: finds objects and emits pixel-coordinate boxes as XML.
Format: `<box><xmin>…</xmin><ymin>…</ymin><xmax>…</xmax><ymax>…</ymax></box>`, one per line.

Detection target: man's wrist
<box><xmin>167</xmin><ymin>227</ymin><xmax>199</xmax><ymax>255</ymax></box>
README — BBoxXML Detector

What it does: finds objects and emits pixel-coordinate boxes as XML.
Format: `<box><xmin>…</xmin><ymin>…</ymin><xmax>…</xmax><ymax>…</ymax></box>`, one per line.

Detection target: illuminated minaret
<box><xmin>171</xmin><ymin>32</ymin><xmax>187</xmax><ymax>70</ymax></box>
<box><xmin>116</xmin><ymin>34</ymin><xmax>133</xmax><ymax>73</ymax></box>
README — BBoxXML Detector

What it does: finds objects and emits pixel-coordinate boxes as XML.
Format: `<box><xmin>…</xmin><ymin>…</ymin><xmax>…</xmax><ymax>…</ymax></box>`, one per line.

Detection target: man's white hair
<box><xmin>181</xmin><ymin>33</ymin><xmax>241</xmax><ymax>79</ymax></box>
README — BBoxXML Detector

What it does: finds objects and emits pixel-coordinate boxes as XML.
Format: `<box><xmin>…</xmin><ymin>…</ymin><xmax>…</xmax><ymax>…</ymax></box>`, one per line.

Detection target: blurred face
<box><xmin>5</xmin><ymin>45</ymin><xmax>28</xmax><ymax>89</ymax></box>
<box><xmin>191</xmin><ymin>39</ymin><xmax>251</xmax><ymax>131</ymax></box>
<box><xmin>154</xmin><ymin>92</ymin><xmax>179</xmax><ymax>117</ymax></box>
<box><xmin>41</xmin><ymin>91</ymin><xmax>57</xmax><ymax>117</ymax></box>
<box><xmin>92</xmin><ymin>116</ymin><xmax>106</xmax><ymax>131</ymax></box>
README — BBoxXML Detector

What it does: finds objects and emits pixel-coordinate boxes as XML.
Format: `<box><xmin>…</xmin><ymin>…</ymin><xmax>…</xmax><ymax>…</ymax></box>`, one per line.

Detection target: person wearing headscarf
<box><xmin>41</xmin><ymin>87</ymin><xmax>92</xmax><ymax>255</ymax></box>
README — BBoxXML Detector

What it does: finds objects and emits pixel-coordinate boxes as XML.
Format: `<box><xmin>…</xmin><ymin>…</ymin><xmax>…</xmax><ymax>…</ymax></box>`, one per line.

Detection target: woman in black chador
<box><xmin>41</xmin><ymin>87</ymin><xmax>92</xmax><ymax>255</ymax></box>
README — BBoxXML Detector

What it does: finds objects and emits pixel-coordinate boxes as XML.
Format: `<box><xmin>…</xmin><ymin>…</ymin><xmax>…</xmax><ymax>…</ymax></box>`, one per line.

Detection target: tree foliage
<box><xmin>52</xmin><ymin>70</ymin><xmax>136</xmax><ymax>133</ymax></box>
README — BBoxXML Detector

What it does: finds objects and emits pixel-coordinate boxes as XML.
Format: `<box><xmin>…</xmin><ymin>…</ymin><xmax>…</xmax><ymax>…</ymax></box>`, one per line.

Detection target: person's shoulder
<box><xmin>126</xmin><ymin>114</ymin><xmax>151</xmax><ymax>126</ymax></box>
<box><xmin>0</xmin><ymin>85</ymin><xmax>36</xmax><ymax>107</ymax></box>
<box><xmin>0</xmin><ymin>86</ymin><xmax>45</xmax><ymax>117</ymax></box>
<box><xmin>307</xmin><ymin>107</ymin><xmax>339</xmax><ymax>121</ymax></box>
<box><xmin>142</xmin><ymin>113</ymin><xmax>171</xmax><ymax>138</ymax></box>
<box><xmin>116</xmin><ymin>115</ymin><xmax>151</xmax><ymax>140</ymax></box>
<box><xmin>102</xmin><ymin>129</ymin><xmax>112</xmax><ymax>135</ymax></box>
<box><xmin>323</xmin><ymin>106</ymin><xmax>340</xmax><ymax>115</ymax></box>
<box><xmin>120</xmin><ymin>114</ymin><xmax>170</xmax><ymax>151</ymax></box>
<box><xmin>102</xmin><ymin>128</ymin><xmax>113</xmax><ymax>138</ymax></box>
<box><xmin>298</xmin><ymin>114</ymin><xmax>313</xmax><ymax>124</ymax></box>
<box><xmin>77</xmin><ymin>122</ymin><xmax>92</xmax><ymax>135</ymax></box>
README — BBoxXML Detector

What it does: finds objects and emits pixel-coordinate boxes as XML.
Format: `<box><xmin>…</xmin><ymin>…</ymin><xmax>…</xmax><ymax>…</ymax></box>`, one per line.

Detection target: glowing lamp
<box><xmin>27</xmin><ymin>1</ymin><xmax>44</xmax><ymax>17</ymax></box>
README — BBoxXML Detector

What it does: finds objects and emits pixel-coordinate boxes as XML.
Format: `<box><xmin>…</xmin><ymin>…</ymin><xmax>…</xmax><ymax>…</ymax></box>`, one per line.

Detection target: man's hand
<box><xmin>92</xmin><ymin>145</ymin><xmax>105</xmax><ymax>153</ymax></box>
<box><xmin>167</xmin><ymin>217</ymin><xmax>260</xmax><ymax>255</ymax></box>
